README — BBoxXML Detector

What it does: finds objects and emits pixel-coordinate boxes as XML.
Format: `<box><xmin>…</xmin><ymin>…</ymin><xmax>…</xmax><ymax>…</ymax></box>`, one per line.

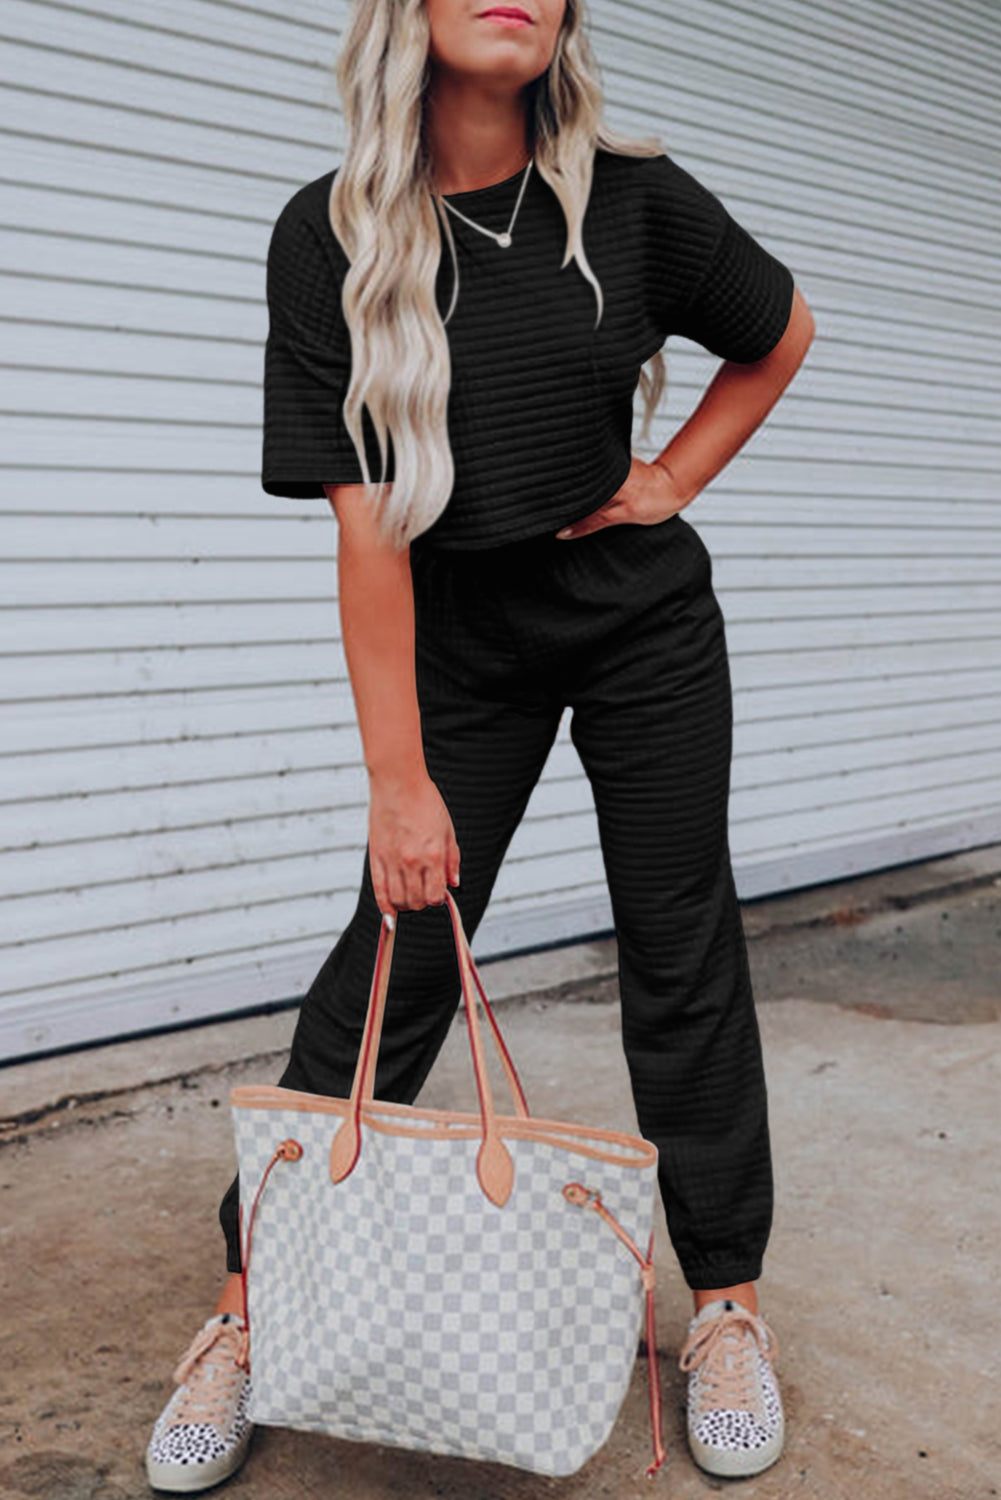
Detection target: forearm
<box><xmin>656</xmin><ymin>286</ymin><xmax>815</xmax><ymax>505</ymax></box>
<box><xmin>327</xmin><ymin>486</ymin><xmax>427</xmax><ymax>787</ymax></box>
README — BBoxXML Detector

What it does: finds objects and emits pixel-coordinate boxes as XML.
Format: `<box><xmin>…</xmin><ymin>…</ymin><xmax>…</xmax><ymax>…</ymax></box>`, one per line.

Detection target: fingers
<box><xmin>418</xmin><ymin>832</ymin><xmax>460</xmax><ymax>907</ymax></box>
<box><xmin>371</xmin><ymin>853</ymin><xmax>397</xmax><ymax>930</ymax></box>
<box><xmin>556</xmin><ymin>507</ymin><xmax>620</xmax><ymax>540</ymax></box>
<box><xmin>386</xmin><ymin>855</ymin><xmax>422</xmax><ymax>914</ymax></box>
<box><xmin>421</xmin><ymin>860</ymin><xmax>448</xmax><ymax>908</ymax></box>
<box><xmin>426</xmin><ymin>829</ymin><xmax>461</xmax><ymax>905</ymax></box>
<box><xmin>376</xmin><ymin>843</ymin><xmax>458</xmax><ymax>916</ymax></box>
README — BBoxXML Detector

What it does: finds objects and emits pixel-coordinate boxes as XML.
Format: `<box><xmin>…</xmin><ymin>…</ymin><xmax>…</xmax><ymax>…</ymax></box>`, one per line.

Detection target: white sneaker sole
<box><xmin>688</xmin><ymin>1415</ymin><xmax>785</xmax><ymax>1478</ymax></box>
<box><xmin>146</xmin><ymin>1422</ymin><xmax>253</xmax><ymax>1493</ymax></box>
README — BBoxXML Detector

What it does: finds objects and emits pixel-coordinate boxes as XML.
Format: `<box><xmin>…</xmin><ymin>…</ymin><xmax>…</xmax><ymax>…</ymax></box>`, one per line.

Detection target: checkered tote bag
<box><xmin>229</xmin><ymin>891</ymin><xmax>665</xmax><ymax>1478</ymax></box>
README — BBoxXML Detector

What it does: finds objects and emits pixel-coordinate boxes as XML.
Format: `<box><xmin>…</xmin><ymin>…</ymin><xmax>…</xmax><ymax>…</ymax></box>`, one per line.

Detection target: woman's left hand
<box><xmin>555</xmin><ymin>456</ymin><xmax>692</xmax><ymax>540</ymax></box>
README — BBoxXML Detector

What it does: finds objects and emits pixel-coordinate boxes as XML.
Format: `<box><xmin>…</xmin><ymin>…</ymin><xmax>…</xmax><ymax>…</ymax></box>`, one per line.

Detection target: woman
<box><xmin>146</xmin><ymin>0</ymin><xmax>815</xmax><ymax>1488</ymax></box>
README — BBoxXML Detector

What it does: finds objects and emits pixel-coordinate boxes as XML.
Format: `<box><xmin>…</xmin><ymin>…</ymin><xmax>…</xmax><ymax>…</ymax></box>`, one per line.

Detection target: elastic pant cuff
<box><xmin>682</xmin><ymin>1260</ymin><xmax>763</xmax><ymax>1293</ymax></box>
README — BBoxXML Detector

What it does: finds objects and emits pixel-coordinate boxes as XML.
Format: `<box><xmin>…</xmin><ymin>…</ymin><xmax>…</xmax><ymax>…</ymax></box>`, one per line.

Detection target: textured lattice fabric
<box><xmin>260</xmin><ymin>148</ymin><xmax>795</xmax><ymax>549</ymax></box>
<box><xmin>232</xmin><ymin>1100</ymin><xmax>658</xmax><ymax>1477</ymax></box>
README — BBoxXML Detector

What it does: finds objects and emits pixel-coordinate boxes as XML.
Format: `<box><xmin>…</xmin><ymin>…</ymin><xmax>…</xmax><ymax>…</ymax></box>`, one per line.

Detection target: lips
<box><xmin>480</xmin><ymin>6</ymin><xmax>534</xmax><ymax>22</ymax></box>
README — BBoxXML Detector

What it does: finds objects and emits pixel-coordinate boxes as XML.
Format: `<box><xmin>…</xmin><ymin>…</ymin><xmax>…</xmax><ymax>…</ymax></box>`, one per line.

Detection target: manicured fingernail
<box><xmin>556</xmin><ymin>528</ymin><xmax>573</xmax><ymax>539</ymax></box>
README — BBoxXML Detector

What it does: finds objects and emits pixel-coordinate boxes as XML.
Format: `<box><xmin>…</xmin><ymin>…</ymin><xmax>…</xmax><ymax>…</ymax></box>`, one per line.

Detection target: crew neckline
<box><xmin>438</xmin><ymin>158</ymin><xmax>535</xmax><ymax>201</ymax></box>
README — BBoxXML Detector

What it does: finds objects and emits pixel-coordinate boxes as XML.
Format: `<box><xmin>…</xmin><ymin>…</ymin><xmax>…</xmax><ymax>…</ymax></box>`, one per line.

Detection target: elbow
<box><xmin>787</xmin><ymin>284</ymin><xmax>816</xmax><ymax>356</ymax></box>
<box><xmin>757</xmin><ymin>285</ymin><xmax>815</xmax><ymax>376</ymax></box>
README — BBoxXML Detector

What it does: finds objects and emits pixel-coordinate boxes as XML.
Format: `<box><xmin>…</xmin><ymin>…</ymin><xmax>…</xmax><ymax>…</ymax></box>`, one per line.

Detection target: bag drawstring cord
<box><xmin>236</xmin><ymin>1137</ymin><xmax>304</xmax><ymax>1373</ymax></box>
<box><xmin>563</xmin><ymin>1182</ymin><xmax>666</xmax><ymax>1477</ymax></box>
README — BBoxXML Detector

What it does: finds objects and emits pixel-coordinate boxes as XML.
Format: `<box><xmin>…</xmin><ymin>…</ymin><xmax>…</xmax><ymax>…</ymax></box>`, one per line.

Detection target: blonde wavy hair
<box><xmin>330</xmin><ymin>0</ymin><xmax>668</xmax><ymax>548</ymax></box>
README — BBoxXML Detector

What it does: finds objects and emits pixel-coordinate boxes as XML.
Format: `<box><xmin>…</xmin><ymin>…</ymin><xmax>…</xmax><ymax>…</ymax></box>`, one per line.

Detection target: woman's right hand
<box><xmin>368</xmin><ymin>768</ymin><xmax>461</xmax><ymax>924</ymax></box>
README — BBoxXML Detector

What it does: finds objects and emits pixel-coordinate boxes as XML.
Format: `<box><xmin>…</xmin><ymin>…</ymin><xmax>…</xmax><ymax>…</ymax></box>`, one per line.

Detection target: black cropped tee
<box><xmin>261</xmin><ymin>147</ymin><xmax>795</xmax><ymax>551</ymax></box>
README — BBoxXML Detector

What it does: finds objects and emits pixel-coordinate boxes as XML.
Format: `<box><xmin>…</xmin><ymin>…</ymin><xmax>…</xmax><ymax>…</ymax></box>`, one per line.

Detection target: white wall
<box><xmin>627</xmin><ymin>0</ymin><xmax>1001</xmax><ymax>894</ymax></box>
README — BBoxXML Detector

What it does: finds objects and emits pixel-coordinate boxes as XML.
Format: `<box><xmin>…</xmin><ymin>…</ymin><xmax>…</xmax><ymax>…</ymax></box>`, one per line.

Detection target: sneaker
<box><xmin>678</xmin><ymin>1297</ymin><xmax>784</xmax><ymax>1478</ymax></box>
<box><xmin>146</xmin><ymin>1311</ymin><xmax>254</xmax><ymax>1493</ymax></box>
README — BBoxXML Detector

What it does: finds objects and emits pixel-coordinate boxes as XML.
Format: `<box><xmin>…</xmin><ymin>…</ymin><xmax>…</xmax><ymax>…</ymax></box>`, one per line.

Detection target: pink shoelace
<box><xmin>678</xmin><ymin>1304</ymin><xmax>779</xmax><ymax>1412</ymax></box>
<box><xmin>168</xmin><ymin>1316</ymin><xmax>250</xmax><ymax>1429</ymax></box>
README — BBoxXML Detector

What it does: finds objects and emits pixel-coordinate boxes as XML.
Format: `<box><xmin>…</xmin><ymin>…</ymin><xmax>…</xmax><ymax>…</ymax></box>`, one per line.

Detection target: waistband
<box><xmin>411</xmin><ymin>510</ymin><xmax>689</xmax><ymax>576</ymax></box>
<box><xmin>407</xmin><ymin>512</ymin><xmax>709</xmax><ymax>655</ymax></box>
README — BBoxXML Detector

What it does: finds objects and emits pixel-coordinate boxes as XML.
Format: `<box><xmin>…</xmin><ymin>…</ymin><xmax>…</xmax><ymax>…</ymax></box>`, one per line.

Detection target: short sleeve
<box><xmin>261</xmin><ymin>188</ymin><xmax>392</xmax><ymax>498</ymax></box>
<box><xmin>648</xmin><ymin>153</ymin><xmax>795</xmax><ymax>365</ymax></box>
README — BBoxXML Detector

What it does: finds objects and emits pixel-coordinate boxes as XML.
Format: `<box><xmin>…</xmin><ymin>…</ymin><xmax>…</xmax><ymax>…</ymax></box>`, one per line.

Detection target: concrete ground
<box><xmin>2</xmin><ymin>846</ymin><xmax>1000</xmax><ymax>1500</ymax></box>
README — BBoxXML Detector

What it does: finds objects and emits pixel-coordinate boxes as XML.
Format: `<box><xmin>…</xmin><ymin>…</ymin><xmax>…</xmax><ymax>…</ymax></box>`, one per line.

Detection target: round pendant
<box><xmin>496</xmin><ymin>231</ymin><xmax>512</xmax><ymax>248</ymax></box>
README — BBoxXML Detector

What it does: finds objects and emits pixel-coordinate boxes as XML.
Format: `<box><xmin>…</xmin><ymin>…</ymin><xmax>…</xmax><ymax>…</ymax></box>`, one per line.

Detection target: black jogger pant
<box><xmin>219</xmin><ymin>511</ymin><xmax>773</xmax><ymax>1291</ymax></box>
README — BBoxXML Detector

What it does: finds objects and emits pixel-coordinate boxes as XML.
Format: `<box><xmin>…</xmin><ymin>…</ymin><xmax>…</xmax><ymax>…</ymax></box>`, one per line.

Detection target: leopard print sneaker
<box><xmin>678</xmin><ymin>1297</ymin><xmax>784</xmax><ymax>1477</ymax></box>
<box><xmin>146</xmin><ymin>1312</ymin><xmax>254</xmax><ymax>1492</ymax></box>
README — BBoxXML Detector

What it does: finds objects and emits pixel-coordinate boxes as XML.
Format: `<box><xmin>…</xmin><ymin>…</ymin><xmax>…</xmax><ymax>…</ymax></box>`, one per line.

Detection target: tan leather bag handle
<box><xmin>329</xmin><ymin>892</ymin><xmax>529</xmax><ymax>1206</ymax></box>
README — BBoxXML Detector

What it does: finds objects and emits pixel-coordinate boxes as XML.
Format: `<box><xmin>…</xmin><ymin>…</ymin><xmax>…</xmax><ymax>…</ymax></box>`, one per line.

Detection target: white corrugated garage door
<box><xmin>1</xmin><ymin>0</ymin><xmax>998</xmax><ymax>1060</ymax></box>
